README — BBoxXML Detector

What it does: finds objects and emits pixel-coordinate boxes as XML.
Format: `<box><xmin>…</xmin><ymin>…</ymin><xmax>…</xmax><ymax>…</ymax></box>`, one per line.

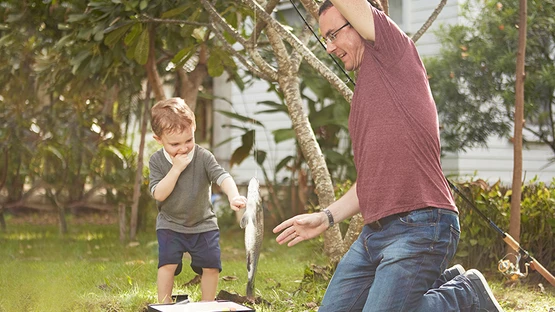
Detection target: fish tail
<box><xmin>246</xmin><ymin>280</ymin><xmax>255</xmax><ymax>299</ymax></box>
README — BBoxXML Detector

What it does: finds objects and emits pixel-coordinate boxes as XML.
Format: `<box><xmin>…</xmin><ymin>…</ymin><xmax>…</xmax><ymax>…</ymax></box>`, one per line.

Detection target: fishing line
<box><xmin>229</xmin><ymin>90</ymin><xmax>261</xmax><ymax>181</ymax></box>
<box><xmin>288</xmin><ymin>0</ymin><xmax>356</xmax><ymax>86</ymax></box>
<box><xmin>251</xmin><ymin>7</ymin><xmax>259</xmax><ymax>180</ymax></box>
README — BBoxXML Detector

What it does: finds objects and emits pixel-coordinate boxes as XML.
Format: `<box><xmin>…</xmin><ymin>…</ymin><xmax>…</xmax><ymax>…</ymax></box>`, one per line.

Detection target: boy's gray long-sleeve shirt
<box><xmin>148</xmin><ymin>144</ymin><xmax>231</xmax><ymax>234</ymax></box>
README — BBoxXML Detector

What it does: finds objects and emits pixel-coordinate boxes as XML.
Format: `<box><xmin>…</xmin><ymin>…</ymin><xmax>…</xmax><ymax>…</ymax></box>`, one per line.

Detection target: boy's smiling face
<box><xmin>154</xmin><ymin>125</ymin><xmax>195</xmax><ymax>158</ymax></box>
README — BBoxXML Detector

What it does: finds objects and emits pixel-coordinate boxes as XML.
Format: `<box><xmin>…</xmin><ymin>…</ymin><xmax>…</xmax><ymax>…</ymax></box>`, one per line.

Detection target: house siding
<box><xmin>443</xmin><ymin>137</ymin><xmax>555</xmax><ymax>183</ymax></box>
<box><xmin>213</xmin><ymin>74</ymin><xmax>294</xmax><ymax>184</ymax></box>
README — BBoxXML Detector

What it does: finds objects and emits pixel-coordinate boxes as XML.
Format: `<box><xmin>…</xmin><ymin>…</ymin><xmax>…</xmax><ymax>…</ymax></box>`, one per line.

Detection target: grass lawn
<box><xmin>0</xmin><ymin>212</ymin><xmax>554</xmax><ymax>311</ymax></box>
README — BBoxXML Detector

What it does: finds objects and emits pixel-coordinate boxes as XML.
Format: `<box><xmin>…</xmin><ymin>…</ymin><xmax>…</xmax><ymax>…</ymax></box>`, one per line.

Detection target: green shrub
<box><xmin>452</xmin><ymin>178</ymin><xmax>555</xmax><ymax>282</ymax></box>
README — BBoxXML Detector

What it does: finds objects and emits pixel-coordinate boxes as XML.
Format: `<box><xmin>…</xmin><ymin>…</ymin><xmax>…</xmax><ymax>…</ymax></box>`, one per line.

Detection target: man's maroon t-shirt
<box><xmin>350</xmin><ymin>7</ymin><xmax>457</xmax><ymax>224</ymax></box>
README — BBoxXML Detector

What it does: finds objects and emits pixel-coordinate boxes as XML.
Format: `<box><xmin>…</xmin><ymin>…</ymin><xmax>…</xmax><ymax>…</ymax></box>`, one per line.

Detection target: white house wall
<box><xmin>405</xmin><ymin>0</ymin><xmax>460</xmax><ymax>57</ymax></box>
<box><xmin>443</xmin><ymin>137</ymin><xmax>555</xmax><ymax>184</ymax></box>
<box><xmin>213</xmin><ymin>73</ymin><xmax>296</xmax><ymax>185</ymax></box>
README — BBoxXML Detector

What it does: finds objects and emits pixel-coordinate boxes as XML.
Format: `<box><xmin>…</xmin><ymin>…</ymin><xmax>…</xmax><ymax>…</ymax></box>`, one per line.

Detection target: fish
<box><xmin>240</xmin><ymin>177</ymin><xmax>263</xmax><ymax>300</ymax></box>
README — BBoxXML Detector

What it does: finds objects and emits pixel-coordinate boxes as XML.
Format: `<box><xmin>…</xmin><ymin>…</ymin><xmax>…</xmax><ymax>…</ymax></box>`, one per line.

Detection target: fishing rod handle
<box><xmin>502</xmin><ymin>233</ymin><xmax>521</xmax><ymax>252</ymax></box>
<box><xmin>503</xmin><ymin>233</ymin><xmax>555</xmax><ymax>287</ymax></box>
<box><xmin>530</xmin><ymin>260</ymin><xmax>555</xmax><ymax>287</ymax></box>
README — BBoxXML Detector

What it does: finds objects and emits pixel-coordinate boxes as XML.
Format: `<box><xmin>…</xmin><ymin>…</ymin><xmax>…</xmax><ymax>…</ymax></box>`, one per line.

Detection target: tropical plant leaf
<box><xmin>254</xmin><ymin>150</ymin><xmax>267</xmax><ymax>165</ymax></box>
<box><xmin>272</xmin><ymin>128</ymin><xmax>295</xmax><ymax>143</ymax></box>
<box><xmin>67</xmin><ymin>13</ymin><xmax>88</xmax><ymax>23</ymax></box>
<box><xmin>70</xmin><ymin>50</ymin><xmax>91</xmax><ymax>75</ymax></box>
<box><xmin>104</xmin><ymin>22</ymin><xmax>133</xmax><ymax>48</ymax></box>
<box><xmin>0</xmin><ymin>34</ymin><xmax>12</xmax><ymax>47</ymax></box>
<box><xmin>231</xmin><ymin>71</ymin><xmax>245</xmax><ymax>92</ymax></box>
<box><xmin>124</xmin><ymin>23</ymin><xmax>142</xmax><ymax>46</ymax></box>
<box><xmin>198</xmin><ymin>93</ymin><xmax>233</xmax><ymax>106</ymax></box>
<box><xmin>134</xmin><ymin>28</ymin><xmax>149</xmax><ymax>65</ymax></box>
<box><xmin>216</xmin><ymin>110</ymin><xmax>264</xmax><ymax>127</ymax></box>
<box><xmin>276</xmin><ymin>155</ymin><xmax>294</xmax><ymax>173</ymax></box>
<box><xmin>229</xmin><ymin>130</ymin><xmax>254</xmax><ymax>168</ymax></box>
<box><xmin>257</xmin><ymin>100</ymin><xmax>285</xmax><ymax>109</ymax></box>
<box><xmin>207</xmin><ymin>50</ymin><xmax>224</xmax><ymax>77</ymax></box>
<box><xmin>221</xmin><ymin>124</ymin><xmax>250</xmax><ymax>131</ymax></box>
<box><xmin>54</xmin><ymin>34</ymin><xmax>73</xmax><ymax>49</ymax></box>
<box><xmin>139</xmin><ymin>0</ymin><xmax>148</xmax><ymax>10</ymax></box>
<box><xmin>171</xmin><ymin>45</ymin><xmax>195</xmax><ymax>68</ymax></box>
<box><xmin>161</xmin><ymin>4</ymin><xmax>192</xmax><ymax>18</ymax></box>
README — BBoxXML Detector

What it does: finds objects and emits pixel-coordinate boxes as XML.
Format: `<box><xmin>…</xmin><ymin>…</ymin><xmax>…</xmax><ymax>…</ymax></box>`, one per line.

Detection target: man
<box><xmin>273</xmin><ymin>1</ymin><xmax>503</xmax><ymax>311</ymax></box>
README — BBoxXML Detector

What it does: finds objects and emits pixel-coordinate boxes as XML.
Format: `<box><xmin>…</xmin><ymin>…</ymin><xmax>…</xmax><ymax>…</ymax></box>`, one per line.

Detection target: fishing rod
<box><xmin>447</xmin><ymin>180</ymin><xmax>555</xmax><ymax>287</ymax></box>
<box><xmin>288</xmin><ymin>0</ymin><xmax>356</xmax><ymax>86</ymax></box>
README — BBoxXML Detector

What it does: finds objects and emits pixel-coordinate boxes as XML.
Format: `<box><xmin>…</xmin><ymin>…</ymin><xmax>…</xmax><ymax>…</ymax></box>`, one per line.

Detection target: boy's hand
<box><xmin>171</xmin><ymin>153</ymin><xmax>192</xmax><ymax>172</ymax></box>
<box><xmin>229</xmin><ymin>195</ymin><xmax>247</xmax><ymax>211</ymax></box>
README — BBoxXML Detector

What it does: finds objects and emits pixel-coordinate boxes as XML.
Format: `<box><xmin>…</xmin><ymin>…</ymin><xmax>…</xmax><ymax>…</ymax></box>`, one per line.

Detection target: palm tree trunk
<box><xmin>130</xmin><ymin>84</ymin><xmax>151</xmax><ymax>241</ymax></box>
<box><xmin>509</xmin><ymin>0</ymin><xmax>527</xmax><ymax>252</ymax></box>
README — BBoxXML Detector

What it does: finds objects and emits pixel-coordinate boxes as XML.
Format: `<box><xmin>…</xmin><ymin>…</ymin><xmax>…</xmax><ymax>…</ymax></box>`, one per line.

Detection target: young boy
<box><xmin>148</xmin><ymin>97</ymin><xmax>247</xmax><ymax>303</ymax></box>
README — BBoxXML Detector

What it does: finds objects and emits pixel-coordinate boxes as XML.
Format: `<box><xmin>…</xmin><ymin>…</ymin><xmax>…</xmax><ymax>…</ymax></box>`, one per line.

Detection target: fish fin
<box><xmin>240</xmin><ymin>213</ymin><xmax>249</xmax><ymax>229</ymax></box>
<box><xmin>246</xmin><ymin>254</ymin><xmax>251</xmax><ymax>271</ymax></box>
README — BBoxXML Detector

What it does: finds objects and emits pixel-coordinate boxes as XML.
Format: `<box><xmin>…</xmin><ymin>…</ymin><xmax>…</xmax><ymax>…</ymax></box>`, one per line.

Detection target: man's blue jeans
<box><xmin>319</xmin><ymin>208</ymin><xmax>477</xmax><ymax>312</ymax></box>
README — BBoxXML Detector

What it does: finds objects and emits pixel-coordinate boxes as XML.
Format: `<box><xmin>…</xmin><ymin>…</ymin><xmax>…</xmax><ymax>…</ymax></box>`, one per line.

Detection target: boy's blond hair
<box><xmin>151</xmin><ymin>97</ymin><xmax>196</xmax><ymax>136</ymax></box>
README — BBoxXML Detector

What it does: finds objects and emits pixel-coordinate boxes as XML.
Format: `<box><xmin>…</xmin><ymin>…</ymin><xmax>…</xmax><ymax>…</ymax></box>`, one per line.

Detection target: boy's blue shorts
<box><xmin>157</xmin><ymin>229</ymin><xmax>222</xmax><ymax>276</ymax></box>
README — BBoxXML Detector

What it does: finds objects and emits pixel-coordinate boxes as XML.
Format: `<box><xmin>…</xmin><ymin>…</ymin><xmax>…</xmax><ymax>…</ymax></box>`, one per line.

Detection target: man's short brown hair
<box><xmin>318</xmin><ymin>0</ymin><xmax>383</xmax><ymax>16</ymax></box>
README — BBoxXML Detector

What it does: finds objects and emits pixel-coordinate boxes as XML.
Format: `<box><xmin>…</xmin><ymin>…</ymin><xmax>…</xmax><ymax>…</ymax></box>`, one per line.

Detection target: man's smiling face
<box><xmin>319</xmin><ymin>6</ymin><xmax>366</xmax><ymax>71</ymax></box>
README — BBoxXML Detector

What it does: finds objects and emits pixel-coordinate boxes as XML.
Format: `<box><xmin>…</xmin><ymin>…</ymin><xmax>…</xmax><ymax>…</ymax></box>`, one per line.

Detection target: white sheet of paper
<box><xmin>149</xmin><ymin>300</ymin><xmax>253</xmax><ymax>312</ymax></box>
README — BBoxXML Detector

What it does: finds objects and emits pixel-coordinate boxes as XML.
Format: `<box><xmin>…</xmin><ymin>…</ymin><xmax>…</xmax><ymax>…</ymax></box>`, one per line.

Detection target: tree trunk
<box><xmin>145</xmin><ymin>25</ymin><xmax>165</xmax><ymax>102</ymax></box>
<box><xmin>509</xmin><ymin>0</ymin><xmax>527</xmax><ymax>253</ymax></box>
<box><xmin>130</xmin><ymin>84</ymin><xmax>151</xmax><ymax>241</ymax></box>
<box><xmin>119</xmin><ymin>203</ymin><xmax>127</xmax><ymax>243</ymax></box>
<box><xmin>0</xmin><ymin>205</ymin><xmax>5</xmax><ymax>231</ymax></box>
<box><xmin>411</xmin><ymin>0</ymin><xmax>447</xmax><ymax>43</ymax></box>
<box><xmin>178</xmin><ymin>44</ymin><xmax>208</xmax><ymax>112</ymax></box>
<box><xmin>266</xmin><ymin>26</ymin><xmax>344</xmax><ymax>263</ymax></box>
<box><xmin>48</xmin><ymin>189</ymin><xmax>68</xmax><ymax>235</ymax></box>
<box><xmin>133</xmin><ymin>24</ymin><xmax>164</xmax><ymax>240</ymax></box>
<box><xmin>343</xmin><ymin>213</ymin><xmax>364</xmax><ymax>253</ymax></box>
<box><xmin>382</xmin><ymin>0</ymin><xmax>389</xmax><ymax>16</ymax></box>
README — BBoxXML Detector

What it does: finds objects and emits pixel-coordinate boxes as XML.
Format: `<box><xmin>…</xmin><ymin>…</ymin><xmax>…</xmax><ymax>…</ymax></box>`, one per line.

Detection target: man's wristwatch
<box><xmin>322</xmin><ymin>208</ymin><xmax>335</xmax><ymax>228</ymax></box>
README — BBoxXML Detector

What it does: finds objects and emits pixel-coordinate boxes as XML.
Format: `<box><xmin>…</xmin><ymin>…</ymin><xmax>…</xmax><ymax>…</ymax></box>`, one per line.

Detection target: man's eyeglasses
<box><xmin>322</xmin><ymin>22</ymin><xmax>350</xmax><ymax>44</ymax></box>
